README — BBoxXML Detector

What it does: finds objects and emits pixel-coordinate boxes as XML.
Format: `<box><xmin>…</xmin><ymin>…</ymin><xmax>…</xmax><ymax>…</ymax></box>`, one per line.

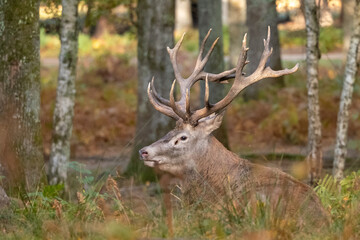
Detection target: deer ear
<box><xmin>198</xmin><ymin>111</ymin><xmax>225</xmax><ymax>134</ymax></box>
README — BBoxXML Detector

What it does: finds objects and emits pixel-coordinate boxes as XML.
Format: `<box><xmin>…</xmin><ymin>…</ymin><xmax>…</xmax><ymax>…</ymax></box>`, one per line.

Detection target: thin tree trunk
<box><xmin>304</xmin><ymin>0</ymin><xmax>323</xmax><ymax>185</ymax></box>
<box><xmin>244</xmin><ymin>0</ymin><xmax>283</xmax><ymax>100</ymax></box>
<box><xmin>319</xmin><ymin>0</ymin><xmax>334</xmax><ymax>27</ymax></box>
<box><xmin>342</xmin><ymin>0</ymin><xmax>356</xmax><ymax>53</ymax></box>
<box><xmin>48</xmin><ymin>0</ymin><xmax>79</xmax><ymax>186</ymax></box>
<box><xmin>228</xmin><ymin>0</ymin><xmax>246</xmax><ymax>68</ymax></box>
<box><xmin>198</xmin><ymin>0</ymin><xmax>229</xmax><ymax>148</ymax></box>
<box><xmin>175</xmin><ymin>0</ymin><xmax>193</xmax><ymax>31</ymax></box>
<box><xmin>0</xmin><ymin>0</ymin><xmax>47</xmax><ymax>194</ymax></box>
<box><xmin>333</xmin><ymin>0</ymin><xmax>360</xmax><ymax>180</ymax></box>
<box><xmin>125</xmin><ymin>0</ymin><xmax>175</xmax><ymax>181</ymax></box>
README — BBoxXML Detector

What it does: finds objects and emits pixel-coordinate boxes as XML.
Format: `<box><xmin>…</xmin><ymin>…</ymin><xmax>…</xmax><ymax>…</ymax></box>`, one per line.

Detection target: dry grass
<box><xmin>1</xmin><ymin>170</ymin><xmax>359</xmax><ymax>239</ymax></box>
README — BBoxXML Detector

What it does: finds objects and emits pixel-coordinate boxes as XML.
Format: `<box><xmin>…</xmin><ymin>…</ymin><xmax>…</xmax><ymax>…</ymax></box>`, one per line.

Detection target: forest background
<box><xmin>0</xmin><ymin>0</ymin><xmax>360</xmax><ymax>239</ymax></box>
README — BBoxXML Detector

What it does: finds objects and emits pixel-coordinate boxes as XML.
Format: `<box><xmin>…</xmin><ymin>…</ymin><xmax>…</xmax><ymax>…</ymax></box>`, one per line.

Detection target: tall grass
<box><xmin>1</xmin><ymin>167</ymin><xmax>360</xmax><ymax>239</ymax></box>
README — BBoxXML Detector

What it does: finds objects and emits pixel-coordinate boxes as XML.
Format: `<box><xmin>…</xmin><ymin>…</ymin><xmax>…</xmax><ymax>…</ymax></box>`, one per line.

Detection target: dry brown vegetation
<box><xmin>40</xmin><ymin>46</ymin><xmax>360</xmax><ymax>164</ymax></box>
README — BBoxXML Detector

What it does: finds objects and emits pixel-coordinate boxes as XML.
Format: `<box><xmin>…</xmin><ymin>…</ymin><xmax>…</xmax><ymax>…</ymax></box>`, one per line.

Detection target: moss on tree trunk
<box><xmin>48</xmin><ymin>0</ymin><xmax>79</xmax><ymax>187</ymax></box>
<box><xmin>245</xmin><ymin>0</ymin><xmax>283</xmax><ymax>100</ymax></box>
<box><xmin>125</xmin><ymin>0</ymin><xmax>175</xmax><ymax>182</ymax></box>
<box><xmin>0</xmin><ymin>0</ymin><xmax>47</xmax><ymax>194</ymax></box>
<box><xmin>304</xmin><ymin>0</ymin><xmax>323</xmax><ymax>185</ymax></box>
<box><xmin>197</xmin><ymin>0</ymin><xmax>229</xmax><ymax>148</ymax></box>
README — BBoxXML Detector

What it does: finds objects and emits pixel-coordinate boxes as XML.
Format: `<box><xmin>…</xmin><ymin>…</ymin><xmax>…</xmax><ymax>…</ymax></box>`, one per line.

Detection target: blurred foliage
<box><xmin>175</xmin><ymin>29</ymin><xmax>199</xmax><ymax>53</ymax></box>
<box><xmin>228</xmin><ymin>58</ymin><xmax>360</xmax><ymax>150</ymax></box>
<box><xmin>319</xmin><ymin>27</ymin><xmax>343</xmax><ymax>52</ymax></box>
<box><xmin>40</xmin><ymin>28</ymin><xmax>136</xmax><ymax>58</ymax></box>
<box><xmin>280</xmin><ymin>26</ymin><xmax>343</xmax><ymax>52</ymax></box>
<box><xmin>84</xmin><ymin>0</ymin><xmax>136</xmax><ymax>28</ymax></box>
<box><xmin>40</xmin><ymin>28</ymin><xmax>60</xmax><ymax>57</ymax></box>
<box><xmin>40</xmin><ymin>0</ymin><xmax>137</xmax><ymax>38</ymax></box>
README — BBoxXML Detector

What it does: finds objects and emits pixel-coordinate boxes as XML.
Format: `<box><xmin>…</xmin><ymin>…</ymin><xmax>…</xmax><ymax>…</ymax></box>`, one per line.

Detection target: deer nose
<box><xmin>139</xmin><ymin>149</ymin><xmax>149</xmax><ymax>159</ymax></box>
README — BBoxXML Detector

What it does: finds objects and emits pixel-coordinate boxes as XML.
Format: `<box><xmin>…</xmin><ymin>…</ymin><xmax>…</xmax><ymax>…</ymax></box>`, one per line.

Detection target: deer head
<box><xmin>139</xmin><ymin>27</ymin><xmax>299</xmax><ymax>177</ymax></box>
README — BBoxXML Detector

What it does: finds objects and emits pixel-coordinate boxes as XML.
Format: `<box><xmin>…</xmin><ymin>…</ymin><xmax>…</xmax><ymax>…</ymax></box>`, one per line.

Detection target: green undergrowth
<box><xmin>40</xmin><ymin>28</ymin><xmax>136</xmax><ymax>58</ymax></box>
<box><xmin>1</xmin><ymin>165</ymin><xmax>360</xmax><ymax>239</ymax></box>
<box><xmin>280</xmin><ymin>26</ymin><xmax>343</xmax><ymax>52</ymax></box>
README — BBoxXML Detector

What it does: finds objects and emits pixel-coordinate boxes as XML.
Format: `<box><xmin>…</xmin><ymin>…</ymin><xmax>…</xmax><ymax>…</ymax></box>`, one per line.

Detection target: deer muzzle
<box><xmin>139</xmin><ymin>147</ymin><xmax>159</xmax><ymax>167</ymax></box>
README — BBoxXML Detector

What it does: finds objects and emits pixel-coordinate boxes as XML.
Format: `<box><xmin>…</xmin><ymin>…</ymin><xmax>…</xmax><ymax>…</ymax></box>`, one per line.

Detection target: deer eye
<box><xmin>180</xmin><ymin>136</ymin><xmax>187</xmax><ymax>141</ymax></box>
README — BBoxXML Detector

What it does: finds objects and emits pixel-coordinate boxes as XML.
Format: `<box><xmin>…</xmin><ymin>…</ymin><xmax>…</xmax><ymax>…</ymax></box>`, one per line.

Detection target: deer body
<box><xmin>139</xmin><ymin>27</ymin><xmax>329</xmax><ymax>231</ymax></box>
<box><xmin>141</xmin><ymin>122</ymin><xmax>329</xmax><ymax>226</ymax></box>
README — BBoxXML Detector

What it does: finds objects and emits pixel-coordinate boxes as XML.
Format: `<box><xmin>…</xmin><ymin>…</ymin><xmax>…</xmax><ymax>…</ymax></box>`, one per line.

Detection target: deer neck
<box><xmin>182</xmin><ymin>136</ymin><xmax>250</xmax><ymax>202</ymax></box>
<box><xmin>198</xmin><ymin>136</ymin><xmax>245</xmax><ymax>173</ymax></box>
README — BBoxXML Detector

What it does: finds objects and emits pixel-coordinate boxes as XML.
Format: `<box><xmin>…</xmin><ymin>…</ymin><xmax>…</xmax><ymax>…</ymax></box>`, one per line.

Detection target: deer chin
<box><xmin>143</xmin><ymin>159</ymin><xmax>161</xmax><ymax>167</ymax></box>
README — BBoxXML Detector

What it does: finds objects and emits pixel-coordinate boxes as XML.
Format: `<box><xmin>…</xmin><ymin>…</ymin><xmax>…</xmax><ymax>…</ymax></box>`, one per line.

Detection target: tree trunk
<box><xmin>244</xmin><ymin>0</ymin><xmax>283</xmax><ymax>100</ymax></box>
<box><xmin>342</xmin><ymin>0</ymin><xmax>356</xmax><ymax>53</ymax></box>
<box><xmin>125</xmin><ymin>0</ymin><xmax>175</xmax><ymax>181</ymax></box>
<box><xmin>333</xmin><ymin>0</ymin><xmax>360</xmax><ymax>180</ymax></box>
<box><xmin>198</xmin><ymin>0</ymin><xmax>229</xmax><ymax>148</ymax></box>
<box><xmin>175</xmin><ymin>0</ymin><xmax>193</xmax><ymax>31</ymax></box>
<box><xmin>319</xmin><ymin>0</ymin><xmax>334</xmax><ymax>27</ymax></box>
<box><xmin>0</xmin><ymin>0</ymin><xmax>47</xmax><ymax>194</ymax></box>
<box><xmin>228</xmin><ymin>0</ymin><xmax>247</xmax><ymax>68</ymax></box>
<box><xmin>304</xmin><ymin>0</ymin><xmax>323</xmax><ymax>185</ymax></box>
<box><xmin>48</xmin><ymin>0</ymin><xmax>79</xmax><ymax>186</ymax></box>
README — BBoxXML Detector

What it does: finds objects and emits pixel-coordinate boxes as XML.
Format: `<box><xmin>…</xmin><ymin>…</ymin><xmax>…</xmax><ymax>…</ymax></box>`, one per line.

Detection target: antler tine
<box><xmin>147</xmin><ymin>83</ymin><xmax>179</xmax><ymax>120</ymax></box>
<box><xmin>169</xmin><ymin>80</ymin><xmax>187</xmax><ymax>120</ymax></box>
<box><xmin>196</xmin><ymin>68</ymin><xmax>236</xmax><ymax>83</ymax></box>
<box><xmin>150</xmin><ymin>77</ymin><xmax>171</xmax><ymax>107</ymax></box>
<box><xmin>195</xmin><ymin>29</ymin><xmax>212</xmax><ymax>67</ymax></box>
<box><xmin>199</xmin><ymin>37</ymin><xmax>219</xmax><ymax>70</ymax></box>
<box><xmin>189</xmin><ymin>30</ymin><xmax>237</xmax><ymax>85</ymax></box>
<box><xmin>185</xmin><ymin>88</ymin><xmax>191</xmax><ymax>116</ymax></box>
<box><xmin>243</xmin><ymin>26</ymin><xmax>299</xmax><ymax>86</ymax></box>
<box><xmin>257</xmin><ymin>26</ymin><xmax>273</xmax><ymax>77</ymax></box>
<box><xmin>167</xmin><ymin>33</ymin><xmax>186</xmax><ymax>83</ymax></box>
<box><xmin>190</xmin><ymin>28</ymin><xmax>299</xmax><ymax>124</ymax></box>
<box><xmin>189</xmin><ymin>33</ymin><xmax>249</xmax><ymax>124</ymax></box>
<box><xmin>235</xmin><ymin>33</ymin><xmax>249</xmax><ymax>80</ymax></box>
<box><xmin>204</xmin><ymin>75</ymin><xmax>210</xmax><ymax>108</ymax></box>
<box><xmin>188</xmin><ymin>32</ymin><xmax>220</xmax><ymax>86</ymax></box>
<box><xmin>148</xmin><ymin>27</ymin><xmax>299</xmax><ymax>126</ymax></box>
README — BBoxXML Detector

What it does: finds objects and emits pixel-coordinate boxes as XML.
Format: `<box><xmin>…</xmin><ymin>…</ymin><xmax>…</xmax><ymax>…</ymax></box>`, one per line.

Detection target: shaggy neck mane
<box><xmin>182</xmin><ymin>136</ymin><xmax>251</xmax><ymax>203</ymax></box>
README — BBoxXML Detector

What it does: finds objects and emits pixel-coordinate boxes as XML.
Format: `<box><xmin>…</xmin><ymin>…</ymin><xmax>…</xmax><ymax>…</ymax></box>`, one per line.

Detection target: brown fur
<box><xmin>140</xmin><ymin>121</ymin><xmax>330</xmax><ymax>229</ymax></box>
<box><xmin>183</xmin><ymin>137</ymin><xmax>329</xmax><ymax>226</ymax></box>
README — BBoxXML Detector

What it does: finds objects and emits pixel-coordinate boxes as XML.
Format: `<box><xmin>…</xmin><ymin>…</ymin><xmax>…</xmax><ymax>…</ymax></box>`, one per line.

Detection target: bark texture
<box><xmin>0</xmin><ymin>0</ymin><xmax>47</xmax><ymax>193</ymax></box>
<box><xmin>198</xmin><ymin>0</ymin><xmax>229</xmax><ymax>148</ymax></box>
<box><xmin>304</xmin><ymin>0</ymin><xmax>322</xmax><ymax>185</ymax></box>
<box><xmin>125</xmin><ymin>0</ymin><xmax>175</xmax><ymax>181</ymax></box>
<box><xmin>333</xmin><ymin>0</ymin><xmax>360</xmax><ymax>180</ymax></box>
<box><xmin>244</xmin><ymin>0</ymin><xmax>283</xmax><ymax>100</ymax></box>
<box><xmin>228</xmin><ymin>0</ymin><xmax>247</xmax><ymax>67</ymax></box>
<box><xmin>48</xmin><ymin>0</ymin><xmax>79</xmax><ymax>185</ymax></box>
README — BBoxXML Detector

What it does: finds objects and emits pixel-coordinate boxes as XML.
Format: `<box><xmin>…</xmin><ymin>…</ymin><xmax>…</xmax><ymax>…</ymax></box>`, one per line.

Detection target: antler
<box><xmin>189</xmin><ymin>27</ymin><xmax>299</xmax><ymax>124</ymax></box>
<box><xmin>148</xmin><ymin>28</ymin><xmax>236</xmax><ymax>121</ymax></box>
<box><xmin>148</xmin><ymin>27</ymin><xmax>299</xmax><ymax>125</ymax></box>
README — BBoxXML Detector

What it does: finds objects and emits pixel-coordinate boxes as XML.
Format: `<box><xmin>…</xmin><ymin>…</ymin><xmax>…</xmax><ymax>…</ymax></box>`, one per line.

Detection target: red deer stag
<box><xmin>139</xmin><ymin>27</ymin><xmax>329</xmax><ymax>233</ymax></box>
